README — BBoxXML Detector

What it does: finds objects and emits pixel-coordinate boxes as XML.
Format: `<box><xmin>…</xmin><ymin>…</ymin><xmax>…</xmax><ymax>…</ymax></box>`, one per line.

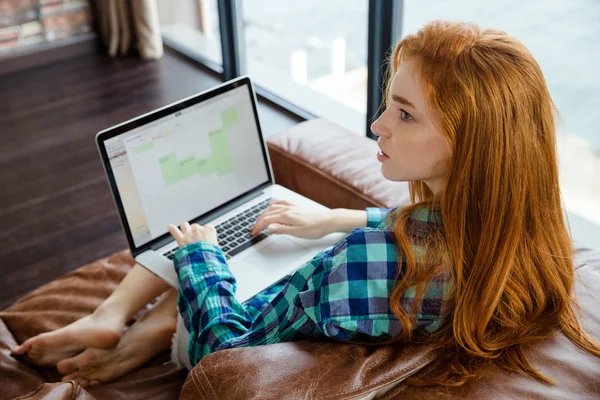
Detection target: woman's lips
<box><xmin>377</xmin><ymin>149</ymin><xmax>389</xmax><ymax>161</ymax></box>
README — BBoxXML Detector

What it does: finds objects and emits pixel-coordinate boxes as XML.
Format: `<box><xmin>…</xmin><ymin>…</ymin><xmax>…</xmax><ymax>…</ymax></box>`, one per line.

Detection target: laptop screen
<box><xmin>101</xmin><ymin>83</ymin><xmax>270</xmax><ymax>248</ymax></box>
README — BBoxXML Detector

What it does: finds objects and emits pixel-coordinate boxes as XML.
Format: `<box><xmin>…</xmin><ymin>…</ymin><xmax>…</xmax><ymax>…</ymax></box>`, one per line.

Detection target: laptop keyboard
<box><xmin>163</xmin><ymin>197</ymin><xmax>274</xmax><ymax>261</ymax></box>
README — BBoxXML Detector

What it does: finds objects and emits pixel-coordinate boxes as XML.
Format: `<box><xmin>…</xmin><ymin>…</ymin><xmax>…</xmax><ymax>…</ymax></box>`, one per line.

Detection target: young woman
<box><xmin>12</xmin><ymin>19</ymin><xmax>600</xmax><ymax>388</ymax></box>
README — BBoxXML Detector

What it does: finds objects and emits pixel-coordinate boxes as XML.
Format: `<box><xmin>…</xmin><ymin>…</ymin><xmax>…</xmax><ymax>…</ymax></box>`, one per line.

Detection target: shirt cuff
<box><xmin>172</xmin><ymin>241</ymin><xmax>224</xmax><ymax>267</ymax></box>
<box><xmin>365</xmin><ymin>207</ymin><xmax>388</xmax><ymax>228</ymax></box>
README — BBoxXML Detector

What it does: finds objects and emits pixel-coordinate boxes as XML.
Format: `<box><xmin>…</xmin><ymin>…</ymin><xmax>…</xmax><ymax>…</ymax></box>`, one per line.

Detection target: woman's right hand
<box><xmin>250</xmin><ymin>200</ymin><xmax>334</xmax><ymax>240</ymax></box>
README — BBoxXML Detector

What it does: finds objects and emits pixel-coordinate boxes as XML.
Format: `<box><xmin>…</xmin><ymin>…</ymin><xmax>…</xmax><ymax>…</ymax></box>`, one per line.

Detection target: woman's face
<box><xmin>371</xmin><ymin>58</ymin><xmax>452</xmax><ymax>196</ymax></box>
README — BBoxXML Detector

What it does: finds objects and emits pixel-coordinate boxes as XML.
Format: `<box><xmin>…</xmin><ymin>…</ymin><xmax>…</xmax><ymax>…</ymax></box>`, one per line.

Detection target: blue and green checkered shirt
<box><xmin>173</xmin><ymin>206</ymin><xmax>451</xmax><ymax>367</ymax></box>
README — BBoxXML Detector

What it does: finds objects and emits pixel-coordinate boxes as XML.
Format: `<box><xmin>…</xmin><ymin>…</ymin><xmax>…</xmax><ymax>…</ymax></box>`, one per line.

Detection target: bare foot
<box><xmin>56</xmin><ymin>313</ymin><xmax>176</xmax><ymax>386</ymax></box>
<box><xmin>11</xmin><ymin>306</ymin><xmax>126</xmax><ymax>367</ymax></box>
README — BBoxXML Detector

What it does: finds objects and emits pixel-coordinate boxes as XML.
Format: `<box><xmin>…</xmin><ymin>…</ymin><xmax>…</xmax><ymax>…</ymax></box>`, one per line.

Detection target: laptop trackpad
<box><xmin>242</xmin><ymin>236</ymin><xmax>312</xmax><ymax>271</ymax></box>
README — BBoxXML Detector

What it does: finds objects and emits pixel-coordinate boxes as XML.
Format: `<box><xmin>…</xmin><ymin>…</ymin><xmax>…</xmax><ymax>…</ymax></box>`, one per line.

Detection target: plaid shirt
<box><xmin>174</xmin><ymin>206</ymin><xmax>451</xmax><ymax>367</ymax></box>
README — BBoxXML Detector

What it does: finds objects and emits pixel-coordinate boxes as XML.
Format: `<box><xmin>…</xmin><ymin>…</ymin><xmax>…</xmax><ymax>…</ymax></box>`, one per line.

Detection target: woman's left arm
<box><xmin>173</xmin><ymin>241</ymin><xmax>331</xmax><ymax>366</ymax></box>
<box><xmin>174</xmin><ymin>227</ymin><xmax>451</xmax><ymax>367</ymax></box>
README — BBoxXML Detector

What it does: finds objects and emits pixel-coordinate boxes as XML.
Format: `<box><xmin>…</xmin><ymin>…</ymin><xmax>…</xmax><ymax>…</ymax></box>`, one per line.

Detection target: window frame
<box><xmin>162</xmin><ymin>0</ymin><xmax>404</xmax><ymax>138</ymax></box>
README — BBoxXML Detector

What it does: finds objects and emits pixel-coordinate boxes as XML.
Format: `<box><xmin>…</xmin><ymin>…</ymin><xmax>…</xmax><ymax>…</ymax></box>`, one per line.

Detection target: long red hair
<box><xmin>377</xmin><ymin>20</ymin><xmax>600</xmax><ymax>387</ymax></box>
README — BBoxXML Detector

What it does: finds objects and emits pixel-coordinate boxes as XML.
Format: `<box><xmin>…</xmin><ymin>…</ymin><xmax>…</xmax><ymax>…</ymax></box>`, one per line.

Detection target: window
<box><xmin>241</xmin><ymin>0</ymin><xmax>369</xmax><ymax>135</ymax></box>
<box><xmin>401</xmin><ymin>0</ymin><xmax>600</xmax><ymax>229</ymax></box>
<box><xmin>158</xmin><ymin>0</ymin><xmax>222</xmax><ymax>69</ymax></box>
<box><xmin>158</xmin><ymin>1</ymin><xmax>598</xmax><ymax>242</ymax></box>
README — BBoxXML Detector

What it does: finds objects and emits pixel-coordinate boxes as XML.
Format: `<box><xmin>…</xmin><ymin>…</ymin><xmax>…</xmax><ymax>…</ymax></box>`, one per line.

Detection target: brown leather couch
<box><xmin>1</xmin><ymin>119</ymin><xmax>599</xmax><ymax>399</ymax></box>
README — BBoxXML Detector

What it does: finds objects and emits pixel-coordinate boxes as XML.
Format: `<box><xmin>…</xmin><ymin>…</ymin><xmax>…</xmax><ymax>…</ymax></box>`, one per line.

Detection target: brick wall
<box><xmin>0</xmin><ymin>0</ymin><xmax>92</xmax><ymax>53</ymax></box>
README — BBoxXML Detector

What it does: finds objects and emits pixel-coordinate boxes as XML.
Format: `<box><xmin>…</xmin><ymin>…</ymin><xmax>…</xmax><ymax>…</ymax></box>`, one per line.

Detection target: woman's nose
<box><xmin>370</xmin><ymin>120</ymin><xmax>380</xmax><ymax>137</ymax></box>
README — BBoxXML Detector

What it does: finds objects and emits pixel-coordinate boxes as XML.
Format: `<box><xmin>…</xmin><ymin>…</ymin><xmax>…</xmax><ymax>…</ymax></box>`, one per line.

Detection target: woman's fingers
<box><xmin>266</xmin><ymin>203</ymin><xmax>295</xmax><ymax>213</ymax></box>
<box><xmin>251</xmin><ymin>209</ymin><xmax>286</xmax><ymax>234</ymax></box>
<box><xmin>249</xmin><ymin>202</ymin><xmax>295</xmax><ymax>234</ymax></box>
<box><xmin>270</xmin><ymin>199</ymin><xmax>295</xmax><ymax>206</ymax></box>
<box><xmin>168</xmin><ymin>224</ymin><xmax>184</xmax><ymax>245</ymax></box>
<box><xmin>189</xmin><ymin>224</ymin><xmax>201</xmax><ymax>241</ymax></box>
<box><xmin>181</xmin><ymin>222</ymin><xmax>192</xmax><ymax>235</ymax></box>
<box><xmin>251</xmin><ymin>211</ymin><xmax>293</xmax><ymax>235</ymax></box>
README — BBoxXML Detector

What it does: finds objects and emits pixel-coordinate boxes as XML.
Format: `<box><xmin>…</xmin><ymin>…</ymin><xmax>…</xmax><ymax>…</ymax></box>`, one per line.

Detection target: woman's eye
<box><xmin>399</xmin><ymin>109</ymin><xmax>413</xmax><ymax>121</ymax></box>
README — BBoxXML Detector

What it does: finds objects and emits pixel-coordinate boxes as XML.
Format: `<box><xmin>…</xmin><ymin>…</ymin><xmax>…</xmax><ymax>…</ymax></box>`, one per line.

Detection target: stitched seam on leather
<box><xmin>267</xmin><ymin>143</ymin><xmax>385</xmax><ymax>208</ymax></box>
<box><xmin>12</xmin><ymin>382</ymin><xmax>75</xmax><ymax>400</ymax></box>
<box><xmin>319</xmin><ymin>351</ymin><xmax>437</xmax><ymax>400</ymax></box>
<box><xmin>67</xmin><ymin>381</ymin><xmax>77</xmax><ymax>400</ymax></box>
<box><xmin>12</xmin><ymin>384</ymin><xmax>45</xmax><ymax>400</ymax></box>
<box><xmin>194</xmin><ymin>363</ymin><xmax>218</xmax><ymax>399</ymax></box>
<box><xmin>192</xmin><ymin>368</ymin><xmax>210</xmax><ymax>399</ymax></box>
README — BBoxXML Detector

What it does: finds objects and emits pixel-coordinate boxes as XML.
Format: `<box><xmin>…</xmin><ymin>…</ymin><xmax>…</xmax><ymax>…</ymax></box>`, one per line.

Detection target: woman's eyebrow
<box><xmin>391</xmin><ymin>94</ymin><xmax>417</xmax><ymax>111</ymax></box>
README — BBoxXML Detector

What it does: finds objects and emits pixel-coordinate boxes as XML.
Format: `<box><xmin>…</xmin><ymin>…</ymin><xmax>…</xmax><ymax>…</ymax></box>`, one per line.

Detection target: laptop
<box><xmin>95</xmin><ymin>76</ymin><xmax>346</xmax><ymax>304</ymax></box>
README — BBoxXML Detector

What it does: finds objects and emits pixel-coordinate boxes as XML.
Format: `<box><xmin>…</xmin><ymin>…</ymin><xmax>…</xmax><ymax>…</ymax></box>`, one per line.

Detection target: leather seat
<box><xmin>179</xmin><ymin>246</ymin><xmax>600</xmax><ymax>400</ymax></box>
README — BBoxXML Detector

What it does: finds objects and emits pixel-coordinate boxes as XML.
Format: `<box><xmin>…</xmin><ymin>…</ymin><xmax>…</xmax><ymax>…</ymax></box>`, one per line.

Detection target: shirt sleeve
<box><xmin>365</xmin><ymin>207</ymin><xmax>397</xmax><ymax>228</ymax></box>
<box><xmin>174</xmin><ymin>228</ymin><xmax>450</xmax><ymax>367</ymax></box>
<box><xmin>173</xmin><ymin>241</ymin><xmax>330</xmax><ymax>366</ymax></box>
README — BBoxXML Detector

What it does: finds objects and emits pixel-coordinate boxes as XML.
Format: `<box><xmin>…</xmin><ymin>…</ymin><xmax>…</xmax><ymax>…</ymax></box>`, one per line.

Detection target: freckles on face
<box><xmin>376</xmin><ymin>59</ymin><xmax>451</xmax><ymax>183</ymax></box>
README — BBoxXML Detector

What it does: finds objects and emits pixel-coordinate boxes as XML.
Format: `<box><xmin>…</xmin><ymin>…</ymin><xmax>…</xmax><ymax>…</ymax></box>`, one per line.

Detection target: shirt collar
<box><xmin>410</xmin><ymin>206</ymin><xmax>442</xmax><ymax>224</ymax></box>
<box><xmin>407</xmin><ymin>206</ymin><xmax>443</xmax><ymax>238</ymax></box>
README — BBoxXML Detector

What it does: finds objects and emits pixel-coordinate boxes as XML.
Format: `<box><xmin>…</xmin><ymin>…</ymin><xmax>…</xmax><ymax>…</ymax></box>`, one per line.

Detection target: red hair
<box><xmin>376</xmin><ymin>20</ymin><xmax>600</xmax><ymax>387</ymax></box>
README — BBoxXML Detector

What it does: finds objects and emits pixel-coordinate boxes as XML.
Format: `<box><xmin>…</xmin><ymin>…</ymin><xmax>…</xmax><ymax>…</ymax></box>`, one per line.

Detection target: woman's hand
<box><xmin>168</xmin><ymin>222</ymin><xmax>218</xmax><ymax>247</ymax></box>
<box><xmin>250</xmin><ymin>200</ymin><xmax>333</xmax><ymax>240</ymax></box>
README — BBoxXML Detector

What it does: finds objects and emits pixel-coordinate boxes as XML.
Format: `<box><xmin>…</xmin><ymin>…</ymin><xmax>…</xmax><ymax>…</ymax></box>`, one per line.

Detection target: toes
<box><xmin>74</xmin><ymin>377</ymin><xmax>89</xmax><ymax>389</ymax></box>
<box><xmin>11</xmin><ymin>337</ymin><xmax>34</xmax><ymax>355</ymax></box>
<box><xmin>62</xmin><ymin>372</ymin><xmax>89</xmax><ymax>389</ymax></box>
<box><xmin>11</xmin><ymin>345</ymin><xmax>23</xmax><ymax>355</ymax></box>
<box><xmin>61</xmin><ymin>371</ymin><xmax>80</xmax><ymax>382</ymax></box>
<box><xmin>57</xmin><ymin>355</ymin><xmax>81</xmax><ymax>375</ymax></box>
<box><xmin>57</xmin><ymin>347</ymin><xmax>101</xmax><ymax>377</ymax></box>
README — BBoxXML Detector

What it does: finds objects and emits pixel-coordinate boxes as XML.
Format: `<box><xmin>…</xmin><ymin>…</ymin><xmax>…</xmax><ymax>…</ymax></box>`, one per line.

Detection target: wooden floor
<box><xmin>0</xmin><ymin>49</ymin><xmax>302</xmax><ymax>309</ymax></box>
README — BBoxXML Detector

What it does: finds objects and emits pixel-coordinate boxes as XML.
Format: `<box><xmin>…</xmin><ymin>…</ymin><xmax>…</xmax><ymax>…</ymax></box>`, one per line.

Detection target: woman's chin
<box><xmin>379</xmin><ymin>167</ymin><xmax>412</xmax><ymax>183</ymax></box>
<box><xmin>379</xmin><ymin>168</ymin><xmax>398</xmax><ymax>181</ymax></box>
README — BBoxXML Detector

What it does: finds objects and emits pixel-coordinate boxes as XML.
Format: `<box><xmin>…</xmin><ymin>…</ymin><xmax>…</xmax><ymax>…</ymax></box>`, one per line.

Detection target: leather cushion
<box><xmin>386</xmin><ymin>245</ymin><xmax>600</xmax><ymax>399</ymax></box>
<box><xmin>0</xmin><ymin>318</ymin><xmax>45</xmax><ymax>400</ymax></box>
<box><xmin>182</xmin><ymin>246</ymin><xmax>600</xmax><ymax>400</ymax></box>
<box><xmin>266</xmin><ymin>119</ymin><xmax>411</xmax><ymax>209</ymax></box>
<box><xmin>179</xmin><ymin>339</ymin><xmax>436</xmax><ymax>400</ymax></box>
<box><xmin>0</xmin><ymin>250</ymin><xmax>188</xmax><ymax>400</ymax></box>
<box><xmin>14</xmin><ymin>382</ymin><xmax>95</xmax><ymax>400</ymax></box>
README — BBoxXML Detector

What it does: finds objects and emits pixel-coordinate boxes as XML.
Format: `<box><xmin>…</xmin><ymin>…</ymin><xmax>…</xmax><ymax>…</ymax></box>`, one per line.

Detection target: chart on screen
<box><xmin>123</xmin><ymin>105</ymin><xmax>247</xmax><ymax>237</ymax></box>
